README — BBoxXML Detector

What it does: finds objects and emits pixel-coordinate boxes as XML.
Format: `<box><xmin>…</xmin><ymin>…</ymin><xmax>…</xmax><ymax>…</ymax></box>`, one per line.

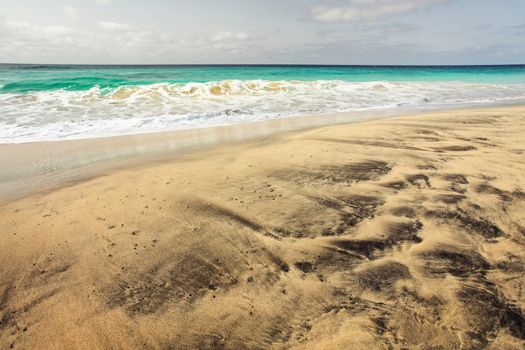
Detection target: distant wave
<box><xmin>1</xmin><ymin>80</ymin><xmax>525</xmax><ymax>143</ymax></box>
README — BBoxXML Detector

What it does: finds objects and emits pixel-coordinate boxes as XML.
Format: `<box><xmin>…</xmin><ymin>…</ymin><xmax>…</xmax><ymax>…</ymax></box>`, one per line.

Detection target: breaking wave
<box><xmin>1</xmin><ymin>79</ymin><xmax>525</xmax><ymax>143</ymax></box>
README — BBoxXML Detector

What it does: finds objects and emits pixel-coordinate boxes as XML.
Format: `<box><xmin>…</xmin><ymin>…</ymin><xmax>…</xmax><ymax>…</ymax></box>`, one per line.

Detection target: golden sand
<box><xmin>1</xmin><ymin>106</ymin><xmax>524</xmax><ymax>349</ymax></box>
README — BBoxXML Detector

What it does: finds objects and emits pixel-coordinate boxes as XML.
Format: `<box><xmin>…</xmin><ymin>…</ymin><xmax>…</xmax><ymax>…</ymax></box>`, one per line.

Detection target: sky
<box><xmin>0</xmin><ymin>0</ymin><xmax>524</xmax><ymax>65</ymax></box>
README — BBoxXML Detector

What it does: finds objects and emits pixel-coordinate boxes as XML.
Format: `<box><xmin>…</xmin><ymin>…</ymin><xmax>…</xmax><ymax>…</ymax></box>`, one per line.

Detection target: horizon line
<box><xmin>1</xmin><ymin>63</ymin><xmax>525</xmax><ymax>68</ymax></box>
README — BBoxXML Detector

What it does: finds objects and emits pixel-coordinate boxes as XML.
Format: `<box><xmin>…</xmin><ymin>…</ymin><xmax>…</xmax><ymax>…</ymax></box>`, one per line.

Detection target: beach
<box><xmin>0</xmin><ymin>105</ymin><xmax>524</xmax><ymax>349</ymax></box>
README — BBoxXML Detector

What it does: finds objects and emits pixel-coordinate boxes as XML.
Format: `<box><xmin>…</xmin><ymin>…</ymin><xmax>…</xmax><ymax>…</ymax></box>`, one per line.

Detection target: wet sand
<box><xmin>1</xmin><ymin>106</ymin><xmax>525</xmax><ymax>349</ymax></box>
<box><xmin>0</xmin><ymin>108</ymin><xmax>400</xmax><ymax>201</ymax></box>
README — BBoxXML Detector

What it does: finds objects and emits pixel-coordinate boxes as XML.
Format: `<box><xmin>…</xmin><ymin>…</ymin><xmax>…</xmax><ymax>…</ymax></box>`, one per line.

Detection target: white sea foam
<box><xmin>1</xmin><ymin>80</ymin><xmax>524</xmax><ymax>143</ymax></box>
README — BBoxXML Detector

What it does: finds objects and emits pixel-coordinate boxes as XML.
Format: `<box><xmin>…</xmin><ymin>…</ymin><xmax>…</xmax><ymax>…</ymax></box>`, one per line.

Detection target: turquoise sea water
<box><xmin>2</xmin><ymin>64</ymin><xmax>525</xmax><ymax>92</ymax></box>
<box><xmin>1</xmin><ymin>64</ymin><xmax>525</xmax><ymax>143</ymax></box>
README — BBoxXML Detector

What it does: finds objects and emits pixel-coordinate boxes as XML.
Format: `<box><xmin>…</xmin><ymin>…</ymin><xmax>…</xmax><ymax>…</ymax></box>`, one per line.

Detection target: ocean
<box><xmin>1</xmin><ymin>64</ymin><xmax>525</xmax><ymax>143</ymax></box>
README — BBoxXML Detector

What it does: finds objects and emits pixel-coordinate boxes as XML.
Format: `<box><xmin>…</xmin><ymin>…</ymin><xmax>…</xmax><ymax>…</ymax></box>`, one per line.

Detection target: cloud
<box><xmin>0</xmin><ymin>14</ymin><xmax>265</xmax><ymax>63</ymax></box>
<box><xmin>98</xmin><ymin>21</ymin><xmax>130</xmax><ymax>31</ymax></box>
<box><xmin>96</xmin><ymin>0</ymin><xmax>113</xmax><ymax>4</ymax></box>
<box><xmin>507</xmin><ymin>23</ymin><xmax>525</xmax><ymax>35</ymax></box>
<box><xmin>317</xmin><ymin>21</ymin><xmax>419</xmax><ymax>39</ymax></box>
<box><xmin>1</xmin><ymin>18</ymin><xmax>73</xmax><ymax>37</ymax></box>
<box><xmin>310</xmin><ymin>0</ymin><xmax>444</xmax><ymax>22</ymax></box>
<box><xmin>0</xmin><ymin>16</ymin><xmax>94</xmax><ymax>63</ymax></box>
<box><xmin>211</xmin><ymin>31</ymin><xmax>250</xmax><ymax>42</ymax></box>
<box><xmin>62</xmin><ymin>5</ymin><xmax>79</xmax><ymax>20</ymax></box>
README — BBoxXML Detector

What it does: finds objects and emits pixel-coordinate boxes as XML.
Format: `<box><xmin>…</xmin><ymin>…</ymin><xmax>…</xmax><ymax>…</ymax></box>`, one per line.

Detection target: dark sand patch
<box><xmin>434</xmin><ymin>145</ymin><xmax>477</xmax><ymax>152</ymax></box>
<box><xmin>390</xmin><ymin>206</ymin><xmax>417</xmax><ymax>218</ymax></box>
<box><xmin>294</xmin><ymin>261</ymin><xmax>315</xmax><ymax>273</ymax></box>
<box><xmin>406</xmin><ymin>174</ymin><xmax>431</xmax><ymax>188</ymax></box>
<box><xmin>339</xmin><ymin>194</ymin><xmax>384</xmax><ymax>219</ymax></box>
<box><xmin>313</xmin><ymin>246</ymin><xmax>365</xmax><ymax>272</ymax></box>
<box><xmin>443</xmin><ymin>174</ymin><xmax>469</xmax><ymax>184</ymax></box>
<box><xmin>386</xmin><ymin>220</ymin><xmax>423</xmax><ymax>243</ymax></box>
<box><xmin>331</xmin><ymin>239</ymin><xmax>388</xmax><ymax>260</ymax></box>
<box><xmin>274</xmin><ymin>160</ymin><xmax>392</xmax><ymax>185</ymax></box>
<box><xmin>495</xmin><ymin>254</ymin><xmax>525</xmax><ymax>273</ymax></box>
<box><xmin>416</xmin><ymin>164</ymin><xmax>438</xmax><ymax>170</ymax></box>
<box><xmin>381</xmin><ymin>180</ymin><xmax>408</xmax><ymax>190</ymax></box>
<box><xmin>475</xmin><ymin>183</ymin><xmax>513</xmax><ymax>202</ymax></box>
<box><xmin>320</xmin><ymin>160</ymin><xmax>392</xmax><ymax>184</ymax></box>
<box><xmin>107</xmin><ymin>254</ymin><xmax>241</xmax><ymax>315</ymax></box>
<box><xmin>425</xmin><ymin>209</ymin><xmax>505</xmax><ymax>240</ymax></box>
<box><xmin>355</xmin><ymin>261</ymin><xmax>411</xmax><ymax>292</ymax></box>
<box><xmin>443</xmin><ymin>174</ymin><xmax>469</xmax><ymax>194</ymax></box>
<box><xmin>457</xmin><ymin>282</ymin><xmax>525</xmax><ymax>345</ymax></box>
<box><xmin>420</xmin><ymin>247</ymin><xmax>490</xmax><ymax>277</ymax></box>
<box><xmin>310</xmin><ymin>194</ymin><xmax>385</xmax><ymax>236</ymax></box>
<box><xmin>330</xmin><ymin>220</ymin><xmax>422</xmax><ymax>259</ymax></box>
<box><xmin>435</xmin><ymin>194</ymin><xmax>466</xmax><ymax>204</ymax></box>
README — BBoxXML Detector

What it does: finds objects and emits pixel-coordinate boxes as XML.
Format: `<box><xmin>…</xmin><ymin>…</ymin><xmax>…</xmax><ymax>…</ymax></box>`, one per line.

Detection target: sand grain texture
<box><xmin>1</xmin><ymin>107</ymin><xmax>525</xmax><ymax>349</ymax></box>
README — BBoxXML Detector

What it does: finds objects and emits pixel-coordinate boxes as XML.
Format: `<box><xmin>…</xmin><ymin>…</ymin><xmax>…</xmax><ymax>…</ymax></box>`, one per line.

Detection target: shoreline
<box><xmin>5</xmin><ymin>100</ymin><xmax>525</xmax><ymax>145</ymax></box>
<box><xmin>1</xmin><ymin>103</ymin><xmax>524</xmax><ymax>202</ymax></box>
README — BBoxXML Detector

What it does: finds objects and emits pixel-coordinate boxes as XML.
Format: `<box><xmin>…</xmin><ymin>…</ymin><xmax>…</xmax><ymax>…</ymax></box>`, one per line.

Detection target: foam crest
<box><xmin>1</xmin><ymin>80</ymin><xmax>525</xmax><ymax>143</ymax></box>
